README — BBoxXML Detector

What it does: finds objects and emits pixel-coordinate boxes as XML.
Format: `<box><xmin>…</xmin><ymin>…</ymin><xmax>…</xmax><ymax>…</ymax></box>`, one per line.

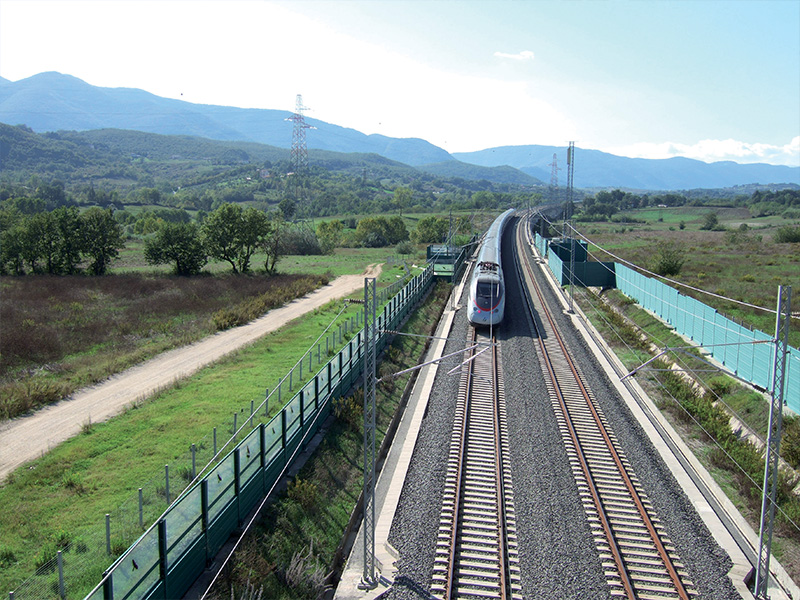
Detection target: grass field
<box><xmin>0</xmin><ymin>246</ymin><xmax>420</xmax><ymax>422</ymax></box>
<box><xmin>576</xmin><ymin>206</ymin><xmax>800</xmax><ymax>346</ymax></box>
<box><xmin>0</xmin><ymin>250</ymin><xmax>412</xmax><ymax>594</ymax></box>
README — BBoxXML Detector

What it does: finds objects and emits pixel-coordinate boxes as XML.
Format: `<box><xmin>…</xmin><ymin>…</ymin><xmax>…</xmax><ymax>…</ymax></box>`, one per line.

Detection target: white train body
<box><xmin>467</xmin><ymin>209</ymin><xmax>515</xmax><ymax>326</ymax></box>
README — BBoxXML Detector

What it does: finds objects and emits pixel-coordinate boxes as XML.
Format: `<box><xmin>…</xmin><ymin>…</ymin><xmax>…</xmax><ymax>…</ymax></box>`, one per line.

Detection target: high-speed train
<box><xmin>467</xmin><ymin>209</ymin><xmax>515</xmax><ymax>326</ymax></box>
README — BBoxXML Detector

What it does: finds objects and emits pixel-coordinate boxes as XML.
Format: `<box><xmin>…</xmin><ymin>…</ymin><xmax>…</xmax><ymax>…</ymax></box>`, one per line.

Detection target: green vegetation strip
<box><xmin>0</xmin><ymin>266</ymin><xmax>405</xmax><ymax>596</ymax></box>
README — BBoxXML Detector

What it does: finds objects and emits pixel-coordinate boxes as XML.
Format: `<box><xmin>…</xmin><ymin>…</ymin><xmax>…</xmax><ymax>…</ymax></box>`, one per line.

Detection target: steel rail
<box><xmin>442</xmin><ymin>327</ymin><xmax>475</xmax><ymax>599</ymax></box>
<box><xmin>490</xmin><ymin>333</ymin><xmax>509</xmax><ymax>600</ymax></box>
<box><xmin>432</xmin><ymin>327</ymin><xmax>518</xmax><ymax>599</ymax></box>
<box><xmin>514</xmin><ymin>219</ymin><xmax>692</xmax><ymax>600</ymax></box>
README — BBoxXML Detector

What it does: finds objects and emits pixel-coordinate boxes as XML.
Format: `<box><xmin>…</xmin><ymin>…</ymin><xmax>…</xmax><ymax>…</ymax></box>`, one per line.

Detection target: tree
<box><xmin>386</xmin><ymin>216</ymin><xmax>409</xmax><ymax>244</ymax></box>
<box><xmin>0</xmin><ymin>225</ymin><xmax>26</xmax><ymax>274</ymax></box>
<box><xmin>237</xmin><ymin>207</ymin><xmax>271</xmax><ymax>273</ymax></box>
<box><xmin>144</xmin><ymin>222</ymin><xmax>207</xmax><ymax>275</ymax></box>
<box><xmin>278</xmin><ymin>197</ymin><xmax>296</xmax><ymax>221</ymax></box>
<box><xmin>412</xmin><ymin>216</ymin><xmax>449</xmax><ymax>244</ymax></box>
<box><xmin>201</xmin><ymin>203</ymin><xmax>271</xmax><ymax>273</ymax></box>
<box><xmin>262</xmin><ymin>214</ymin><xmax>287</xmax><ymax>274</ymax></box>
<box><xmin>21</xmin><ymin>211</ymin><xmax>57</xmax><ymax>273</ymax></box>
<box><xmin>316</xmin><ymin>220</ymin><xmax>344</xmax><ymax>254</ymax></box>
<box><xmin>700</xmin><ymin>211</ymin><xmax>719</xmax><ymax>231</ymax></box>
<box><xmin>81</xmin><ymin>207</ymin><xmax>125</xmax><ymax>275</ymax></box>
<box><xmin>355</xmin><ymin>216</ymin><xmax>409</xmax><ymax>248</ymax></box>
<box><xmin>394</xmin><ymin>186</ymin><xmax>412</xmax><ymax>216</ymax></box>
<box><xmin>202</xmin><ymin>203</ymin><xmax>244</xmax><ymax>273</ymax></box>
<box><xmin>54</xmin><ymin>206</ymin><xmax>84</xmax><ymax>274</ymax></box>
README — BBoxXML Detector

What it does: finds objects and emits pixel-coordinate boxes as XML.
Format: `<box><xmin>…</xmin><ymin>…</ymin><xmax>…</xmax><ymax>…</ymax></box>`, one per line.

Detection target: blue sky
<box><xmin>1</xmin><ymin>0</ymin><xmax>798</xmax><ymax>166</ymax></box>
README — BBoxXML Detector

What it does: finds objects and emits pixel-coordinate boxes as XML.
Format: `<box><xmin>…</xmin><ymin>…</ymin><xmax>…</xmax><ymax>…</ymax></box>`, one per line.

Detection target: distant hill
<box><xmin>2</xmin><ymin>72</ymin><xmax>798</xmax><ymax>190</ymax></box>
<box><xmin>453</xmin><ymin>145</ymin><xmax>800</xmax><ymax>191</ymax></box>
<box><xmin>0</xmin><ymin>72</ymin><xmax>452</xmax><ymax>167</ymax></box>
<box><xmin>418</xmin><ymin>160</ymin><xmax>542</xmax><ymax>186</ymax></box>
<box><xmin>0</xmin><ymin>123</ymin><xmax>427</xmax><ymax>190</ymax></box>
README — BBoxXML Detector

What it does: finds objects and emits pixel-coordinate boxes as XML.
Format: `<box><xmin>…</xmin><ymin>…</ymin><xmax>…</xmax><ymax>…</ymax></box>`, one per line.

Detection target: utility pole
<box><xmin>566</xmin><ymin>142</ymin><xmax>576</xmax><ymax>313</ymax></box>
<box><xmin>754</xmin><ymin>285</ymin><xmax>792</xmax><ymax>598</ymax></box>
<box><xmin>360</xmin><ymin>277</ymin><xmax>378</xmax><ymax>589</ymax></box>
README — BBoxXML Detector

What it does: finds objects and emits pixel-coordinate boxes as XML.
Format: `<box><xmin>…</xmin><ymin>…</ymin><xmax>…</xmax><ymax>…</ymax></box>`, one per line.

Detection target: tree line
<box><xmin>578</xmin><ymin>188</ymin><xmax>800</xmax><ymax>221</ymax></box>
<box><xmin>0</xmin><ymin>200</ymin><xmax>467</xmax><ymax>277</ymax></box>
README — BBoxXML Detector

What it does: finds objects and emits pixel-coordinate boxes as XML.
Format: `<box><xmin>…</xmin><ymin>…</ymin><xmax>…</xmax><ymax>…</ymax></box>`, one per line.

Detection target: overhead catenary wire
<box><xmin>546</xmin><ymin>215</ymin><xmax>796</xmax><ymax>320</ymax></box>
<box><xmin>564</xmin><ymin>267</ymin><xmax>800</xmax><ymax>538</ymax></box>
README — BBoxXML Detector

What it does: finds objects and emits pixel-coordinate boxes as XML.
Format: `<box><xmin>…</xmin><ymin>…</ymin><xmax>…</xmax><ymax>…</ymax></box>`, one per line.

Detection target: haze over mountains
<box><xmin>1</xmin><ymin>71</ymin><xmax>798</xmax><ymax>191</ymax></box>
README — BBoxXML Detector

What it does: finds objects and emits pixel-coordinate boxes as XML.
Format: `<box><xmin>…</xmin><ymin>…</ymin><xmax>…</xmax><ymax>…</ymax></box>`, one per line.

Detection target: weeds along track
<box><xmin>430</xmin><ymin>326</ymin><xmax>522</xmax><ymax>600</ymax></box>
<box><xmin>514</xmin><ymin>222</ymin><xmax>697</xmax><ymax>600</ymax></box>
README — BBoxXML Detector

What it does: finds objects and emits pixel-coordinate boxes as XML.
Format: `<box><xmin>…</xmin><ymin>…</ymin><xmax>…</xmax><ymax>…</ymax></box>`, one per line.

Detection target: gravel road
<box><xmin>0</xmin><ymin>265</ymin><xmax>381</xmax><ymax>482</ymax></box>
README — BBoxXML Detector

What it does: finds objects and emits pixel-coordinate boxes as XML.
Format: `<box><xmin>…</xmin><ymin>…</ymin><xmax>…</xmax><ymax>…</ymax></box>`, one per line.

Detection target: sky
<box><xmin>1</xmin><ymin>0</ymin><xmax>798</xmax><ymax>166</ymax></box>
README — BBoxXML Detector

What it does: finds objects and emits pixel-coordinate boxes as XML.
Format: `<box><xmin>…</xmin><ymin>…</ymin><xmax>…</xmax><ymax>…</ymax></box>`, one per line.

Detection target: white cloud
<box><xmin>493</xmin><ymin>50</ymin><xmax>535</xmax><ymax>61</ymax></box>
<box><xmin>603</xmin><ymin>137</ymin><xmax>800</xmax><ymax>167</ymax></box>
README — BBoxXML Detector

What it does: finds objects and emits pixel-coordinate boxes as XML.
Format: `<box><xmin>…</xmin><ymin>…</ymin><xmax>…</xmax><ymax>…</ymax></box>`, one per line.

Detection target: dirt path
<box><xmin>0</xmin><ymin>265</ymin><xmax>382</xmax><ymax>482</ymax></box>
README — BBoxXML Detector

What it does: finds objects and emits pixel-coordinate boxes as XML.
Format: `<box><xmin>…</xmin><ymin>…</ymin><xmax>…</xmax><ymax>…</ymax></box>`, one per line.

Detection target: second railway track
<box><xmin>514</xmin><ymin>218</ymin><xmax>698</xmax><ymax>600</ymax></box>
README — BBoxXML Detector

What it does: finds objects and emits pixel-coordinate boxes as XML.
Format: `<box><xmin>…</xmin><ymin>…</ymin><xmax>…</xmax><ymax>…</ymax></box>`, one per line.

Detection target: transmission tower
<box><xmin>548</xmin><ymin>152</ymin><xmax>561</xmax><ymax>203</ymax></box>
<box><xmin>566</xmin><ymin>142</ymin><xmax>575</xmax><ymax>205</ymax></box>
<box><xmin>286</xmin><ymin>94</ymin><xmax>312</xmax><ymax>172</ymax></box>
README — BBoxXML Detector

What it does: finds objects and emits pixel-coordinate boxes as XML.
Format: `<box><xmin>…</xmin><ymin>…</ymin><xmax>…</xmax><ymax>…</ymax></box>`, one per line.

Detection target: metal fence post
<box><xmin>265</xmin><ymin>388</ymin><xmax>270</xmax><ymax>416</ymax></box>
<box><xmin>105</xmin><ymin>514</ymin><xmax>111</xmax><ymax>555</ymax></box>
<box><xmin>234</xmin><ymin>448</ymin><xmax>242</xmax><ymax>525</ymax></box>
<box><xmin>57</xmin><ymin>551</ymin><xmax>65</xmax><ymax>600</ymax></box>
<box><xmin>259</xmin><ymin>424</ymin><xmax>267</xmax><ymax>493</ymax></box>
<box><xmin>201</xmin><ymin>479</ymin><xmax>210</xmax><ymax>563</ymax></box>
<box><xmin>158</xmin><ymin>519</ymin><xmax>168</xmax><ymax>598</ymax></box>
<box><xmin>233</xmin><ymin>413</ymin><xmax>237</xmax><ymax>440</ymax></box>
<box><xmin>165</xmin><ymin>465</ymin><xmax>170</xmax><ymax>504</ymax></box>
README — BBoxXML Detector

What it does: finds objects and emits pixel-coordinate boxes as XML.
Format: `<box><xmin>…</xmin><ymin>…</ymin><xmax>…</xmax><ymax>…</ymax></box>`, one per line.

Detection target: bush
<box><xmin>287</xmin><ymin>477</ymin><xmax>319</xmax><ymax>510</ymax></box>
<box><xmin>332</xmin><ymin>391</ymin><xmax>362</xmax><ymax>430</ymax></box>
<box><xmin>396</xmin><ymin>240</ymin><xmax>414</xmax><ymax>255</ymax></box>
<box><xmin>0</xmin><ymin>547</ymin><xmax>16</xmax><ymax>567</ymax></box>
<box><xmin>774</xmin><ymin>225</ymin><xmax>800</xmax><ymax>243</ymax></box>
<box><xmin>651</xmin><ymin>240</ymin><xmax>685</xmax><ymax>276</ymax></box>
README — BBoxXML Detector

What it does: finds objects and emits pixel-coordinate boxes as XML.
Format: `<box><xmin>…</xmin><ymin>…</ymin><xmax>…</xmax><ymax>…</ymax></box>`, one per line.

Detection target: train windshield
<box><xmin>475</xmin><ymin>281</ymin><xmax>502</xmax><ymax>311</ymax></box>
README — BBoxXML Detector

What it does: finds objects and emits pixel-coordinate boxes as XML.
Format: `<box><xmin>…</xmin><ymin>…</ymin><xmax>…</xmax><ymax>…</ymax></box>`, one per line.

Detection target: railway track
<box><xmin>431</xmin><ymin>327</ymin><xmax>522</xmax><ymax>600</ymax></box>
<box><xmin>515</xmin><ymin>219</ymin><xmax>698</xmax><ymax>600</ymax></box>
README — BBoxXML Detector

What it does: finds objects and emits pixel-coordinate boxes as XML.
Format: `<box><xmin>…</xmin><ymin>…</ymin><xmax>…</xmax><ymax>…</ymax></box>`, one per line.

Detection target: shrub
<box><xmin>332</xmin><ymin>391</ymin><xmax>362</xmax><ymax>430</ymax></box>
<box><xmin>651</xmin><ymin>240</ymin><xmax>685</xmax><ymax>276</ymax></box>
<box><xmin>0</xmin><ymin>547</ymin><xmax>16</xmax><ymax>567</ymax></box>
<box><xmin>287</xmin><ymin>477</ymin><xmax>319</xmax><ymax>511</ymax></box>
<box><xmin>774</xmin><ymin>225</ymin><xmax>800</xmax><ymax>243</ymax></box>
<box><xmin>396</xmin><ymin>240</ymin><xmax>415</xmax><ymax>255</ymax></box>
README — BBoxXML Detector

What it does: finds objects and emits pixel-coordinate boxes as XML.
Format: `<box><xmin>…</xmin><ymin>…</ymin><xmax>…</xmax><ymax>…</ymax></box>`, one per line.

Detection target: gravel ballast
<box><xmin>384</xmin><ymin>219</ymin><xmax>742</xmax><ymax>599</ymax></box>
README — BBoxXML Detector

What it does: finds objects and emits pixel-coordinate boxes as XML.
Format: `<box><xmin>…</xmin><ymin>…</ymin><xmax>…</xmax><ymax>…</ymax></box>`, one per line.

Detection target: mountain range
<box><xmin>1</xmin><ymin>71</ymin><xmax>798</xmax><ymax>191</ymax></box>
